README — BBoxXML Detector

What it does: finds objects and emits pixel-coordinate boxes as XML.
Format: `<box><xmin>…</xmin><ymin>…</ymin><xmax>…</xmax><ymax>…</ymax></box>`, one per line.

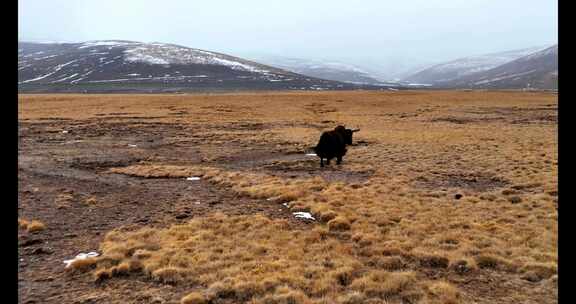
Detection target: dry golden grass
<box><xmin>19</xmin><ymin>218</ymin><xmax>46</xmax><ymax>233</ymax></box>
<box><xmin>18</xmin><ymin>218</ymin><xmax>29</xmax><ymax>229</ymax></box>
<box><xmin>181</xmin><ymin>292</ymin><xmax>207</xmax><ymax>304</ymax></box>
<box><xmin>19</xmin><ymin>91</ymin><xmax>557</xmax><ymax>303</ymax></box>
<box><xmin>427</xmin><ymin>281</ymin><xmax>462</xmax><ymax>304</ymax></box>
<box><xmin>84</xmin><ymin>196</ymin><xmax>98</xmax><ymax>205</ymax></box>
<box><xmin>90</xmin><ymin>212</ymin><xmax>442</xmax><ymax>303</ymax></box>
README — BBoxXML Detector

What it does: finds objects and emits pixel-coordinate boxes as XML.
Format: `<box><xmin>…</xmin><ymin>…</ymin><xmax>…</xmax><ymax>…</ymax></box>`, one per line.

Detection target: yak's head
<box><xmin>335</xmin><ymin>125</ymin><xmax>360</xmax><ymax>145</ymax></box>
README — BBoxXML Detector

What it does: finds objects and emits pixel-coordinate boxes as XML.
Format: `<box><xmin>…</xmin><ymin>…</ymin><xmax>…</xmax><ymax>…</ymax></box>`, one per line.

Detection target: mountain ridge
<box><xmin>444</xmin><ymin>44</ymin><xmax>558</xmax><ymax>89</ymax></box>
<box><xmin>402</xmin><ymin>45</ymin><xmax>553</xmax><ymax>85</ymax></box>
<box><xmin>18</xmin><ymin>40</ymin><xmax>394</xmax><ymax>93</ymax></box>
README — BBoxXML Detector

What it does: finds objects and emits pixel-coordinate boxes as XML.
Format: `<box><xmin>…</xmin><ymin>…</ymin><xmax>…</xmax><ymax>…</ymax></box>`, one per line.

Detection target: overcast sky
<box><xmin>19</xmin><ymin>0</ymin><xmax>557</xmax><ymax>68</ymax></box>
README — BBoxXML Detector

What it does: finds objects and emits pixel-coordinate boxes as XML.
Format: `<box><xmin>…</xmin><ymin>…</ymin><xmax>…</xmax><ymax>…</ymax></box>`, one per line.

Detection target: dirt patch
<box><xmin>442</xmin><ymin>106</ymin><xmax>558</xmax><ymax>125</ymax></box>
<box><xmin>18</xmin><ymin>115</ymin><xmax>324</xmax><ymax>303</ymax></box>
<box><xmin>213</xmin><ymin>121</ymin><xmax>270</xmax><ymax>131</ymax></box>
<box><xmin>305</xmin><ymin>102</ymin><xmax>339</xmax><ymax>115</ymax></box>
<box><xmin>69</xmin><ymin>157</ymin><xmax>145</xmax><ymax>172</ymax></box>
<box><xmin>261</xmin><ymin>158</ymin><xmax>374</xmax><ymax>183</ymax></box>
<box><xmin>430</xmin><ymin>117</ymin><xmax>497</xmax><ymax>124</ymax></box>
<box><xmin>511</xmin><ymin>114</ymin><xmax>557</xmax><ymax>124</ymax></box>
<box><xmin>413</xmin><ymin>170</ymin><xmax>509</xmax><ymax>192</ymax></box>
<box><xmin>353</xmin><ymin>139</ymin><xmax>373</xmax><ymax>147</ymax></box>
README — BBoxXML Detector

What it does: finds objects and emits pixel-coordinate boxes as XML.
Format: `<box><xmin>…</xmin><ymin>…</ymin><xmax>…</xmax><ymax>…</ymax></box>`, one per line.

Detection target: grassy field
<box><xmin>18</xmin><ymin>91</ymin><xmax>557</xmax><ymax>304</ymax></box>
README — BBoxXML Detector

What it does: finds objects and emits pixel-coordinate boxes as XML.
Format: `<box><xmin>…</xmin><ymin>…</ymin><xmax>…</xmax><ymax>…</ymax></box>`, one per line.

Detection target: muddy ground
<box><xmin>18</xmin><ymin>117</ymin><xmax>366</xmax><ymax>303</ymax></box>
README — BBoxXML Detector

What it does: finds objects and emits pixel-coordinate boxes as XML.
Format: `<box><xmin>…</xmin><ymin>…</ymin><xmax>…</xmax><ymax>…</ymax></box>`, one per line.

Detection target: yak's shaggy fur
<box><xmin>314</xmin><ymin>126</ymin><xmax>359</xmax><ymax>167</ymax></box>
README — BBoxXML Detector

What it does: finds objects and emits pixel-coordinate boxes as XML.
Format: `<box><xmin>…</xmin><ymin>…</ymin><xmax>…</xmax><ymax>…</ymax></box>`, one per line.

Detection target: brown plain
<box><xmin>18</xmin><ymin>91</ymin><xmax>557</xmax><ymax>304</ymax></box>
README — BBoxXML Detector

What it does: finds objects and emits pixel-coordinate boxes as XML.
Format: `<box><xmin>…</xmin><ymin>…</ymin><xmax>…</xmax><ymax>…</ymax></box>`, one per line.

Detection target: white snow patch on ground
<box><xmin>186</xmin><ymin>177</ymin><xmax>201</xmax><ymax>181</ymax></box>
<box><xmin>35</xmin><ymin>55</ymin><xmax>58</xmax><ymax>60</ymax></box>
<box><xmin>125</xmin><ymin>52</ymin><xmax>170</xmax><ymax>65</ymax></box>
<box><xmin>474</xmin><ymin>69</ymin><xmax>538</xmax><ymax>85</ymax></box>
<box><xmin>62</xmin><ymin>140</ymin><xmax>84</xmax><ymax>145</ymax></box>
<box><xmin>306</xmin><ymin>153</ymin><xmax>317</xmax><ymax>156</ymax></box>
<box><xmin>19</xmin><ymin>71</ymin><xmax>58</xmax><ymax>84</ymax></box>
<box><xmin>293</xmin><ymin>212</ymin><xmax>315</xmax><ymax>220</ymax></box>
<box><xmin>85</xmin><ymin>75</ymin><xmax>210</xmax><ymax>83</ymax></box>
<box><xmin>70</xmin><ymin>71</ymin><xmax>94</xmax><ymax>84</ymax></box>
<box><xmin>128</xmin><ymin>144</ymin><xmax>137</xmax><ymax>147</ymax></box>
<box><xmin>63</xmin><ymin>252</ymin><xmax>99</xmax><ymax>268</ymax></box>
<box><xmin>19</xmin><ymin>59</ymin><xmax>80</xmax><ymax>84</ymax></box>
<box><xmin>52</xmin><ymin>73</ymin><xmax>79</xmax><ymax>83</ymax></box>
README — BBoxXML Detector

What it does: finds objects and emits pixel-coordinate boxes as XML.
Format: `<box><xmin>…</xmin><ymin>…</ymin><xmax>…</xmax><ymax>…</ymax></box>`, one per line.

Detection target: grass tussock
<box><xmin>88</xmin><ymin>213</ymin><xmax>441</xmax><ymax>303</ymax></box>
<box><xmin>415</xmin><ymin>252</ymin><xmax>450</xmax><ymax>269</ymax></box>
<box><xmin>448</xmin><ymin>257</ymin><xmax>478</xmax><ymax>274</ymax></box>
<box><xmin>327</xmin><ymin>216</ymin><xmax>351</xmax><ymax>232</ymax></box>
<box><xmin>108</xmin><ymin>165</ymin><xmax>202</xmax><ymax>178</ymax></box>
<box><xmin>18</xmin><ymin>218</ymin><xmax>29</xmax><ymax>229</ymax></box>
<box><xmin>427</xmin><ymin>281</ymin><xmax>462</xmax><ymax>304</ymax></box>
<box><xmin>349</xmin><ymin>271</ymin><xmax>417</xmax><ymax>298</ymax></box>
<box><xmin>19</xmin><ymin>219</ymin><xmax>46</xmax><ymax>233</ymax></box>
<box><xmin>520</xmin><ymin>262</ymin><xmax>557</xmax><ymax>281</ymax></box>
<box><xmin>181</xmin><ymin>292</ymin><xmax>207</xmax><ymax>304</ymax></box>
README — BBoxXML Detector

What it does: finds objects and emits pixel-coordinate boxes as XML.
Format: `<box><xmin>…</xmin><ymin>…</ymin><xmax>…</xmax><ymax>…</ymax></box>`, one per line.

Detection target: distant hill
<box><xmin>244</xmin><ymin>56</ymin><xmax>388</xmax><ymax>85</ymax></box>
<box><xmin>18</xmin><ymin>41</ymin><xmax>392</xmax><ymax>93</ymax></box>
<box><xmin>446</xmin><ymin>44</ymin><xmax>558</xmax><ymax>89</ymax></box>
<box><xmin>402</xmin><ymin>45</ymin><xmax>552</xmax><ymax>86</ymax></box>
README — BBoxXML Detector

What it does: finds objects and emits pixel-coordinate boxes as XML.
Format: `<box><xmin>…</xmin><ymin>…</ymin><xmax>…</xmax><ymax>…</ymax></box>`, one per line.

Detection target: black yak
<box><xmin>313</xmin><ymin>126</ymin><xmax>360</xmax><ymax>167</ymax></box>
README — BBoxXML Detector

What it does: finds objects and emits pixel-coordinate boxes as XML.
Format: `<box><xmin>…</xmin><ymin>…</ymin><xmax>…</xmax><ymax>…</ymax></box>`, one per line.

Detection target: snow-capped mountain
<box><xmin>446</xmin><ymin>44</ymin><xmax>558</xmax><ymax>89</ymax></box>
<box><xmin>242</xmin><ymin>56</ymin><xmax>390</xmax><ymax>85</ymax></box>
<box><xmin>402</xmin><ymin>45</ymin><xmax>552</xmax><ymax>85</ymax></box>
<box><xmin>18</xmin><ymin>40</ymin><xmax>389</xmax><ymax>92</ymax></box>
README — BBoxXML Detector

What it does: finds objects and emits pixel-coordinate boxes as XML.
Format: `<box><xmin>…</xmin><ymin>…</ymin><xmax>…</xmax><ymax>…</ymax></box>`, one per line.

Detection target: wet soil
<box><xmin>412</xmin><ymin>170</ymin><xmax>510</xmax><ymax>192</ymax></box>
<box><xmin>18</xmin><ymin>117</ymin><xmax>334</xmax><ymax>304</ymax></box>
<box><xmin>429</xmin><ymin>105</ymin><xmax>557</xmax><ymax>125</ymax></box>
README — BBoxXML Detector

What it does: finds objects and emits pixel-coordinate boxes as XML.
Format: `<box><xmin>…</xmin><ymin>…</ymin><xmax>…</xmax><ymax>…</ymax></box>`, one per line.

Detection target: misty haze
<box><xmin>19</xmin><ymin>0</ymin><xmax>557</xmax><ymax>89</ymax></box>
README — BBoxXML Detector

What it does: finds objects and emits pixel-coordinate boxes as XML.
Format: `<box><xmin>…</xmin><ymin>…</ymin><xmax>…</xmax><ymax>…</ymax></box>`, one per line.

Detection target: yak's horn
<box><xmin>352</xmin><ymin>128</ymin><xmax>361</xmax><ymax>132</ymax></box>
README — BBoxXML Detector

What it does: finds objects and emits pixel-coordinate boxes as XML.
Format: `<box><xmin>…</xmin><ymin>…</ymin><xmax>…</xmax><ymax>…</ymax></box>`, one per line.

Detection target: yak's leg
<box><xmin>336</xmin><ymin>156</ymin><xmax>342</xmax><ymax>165</ymax></box>
<box><xmin>326</xmin><ymin>158</ymin><xmax>331</xmax><ymax>165</ymax></box>
<box><xmin>320</xmin><ymin>158</ymin><xmax>324</xmax><ymax>167</ymax></box>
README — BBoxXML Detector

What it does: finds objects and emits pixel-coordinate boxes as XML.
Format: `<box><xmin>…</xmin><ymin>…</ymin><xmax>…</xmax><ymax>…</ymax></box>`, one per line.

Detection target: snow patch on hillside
<box><xmin>123</xmin><ymin>43</ymin><xmax>269</xmax><ymax>73</ymax></box>
<box><xmin>19</xmin><ymin>59</ymin><xmax>80</xmax><ymax>84</ymax></box>
<box><xmin>407</xmin><ymin>45</ymin><xmax>553</xmax><ymax>81</ymax></box>
<box><xmin>78</xmin><ymin>41</ymin><xmax>138</xmax><ymax>49</ymax></box>
<box><xmin>473</xmin><ymin>69</ymin><xmax>538</xmax><ymax>85</ymax></box>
